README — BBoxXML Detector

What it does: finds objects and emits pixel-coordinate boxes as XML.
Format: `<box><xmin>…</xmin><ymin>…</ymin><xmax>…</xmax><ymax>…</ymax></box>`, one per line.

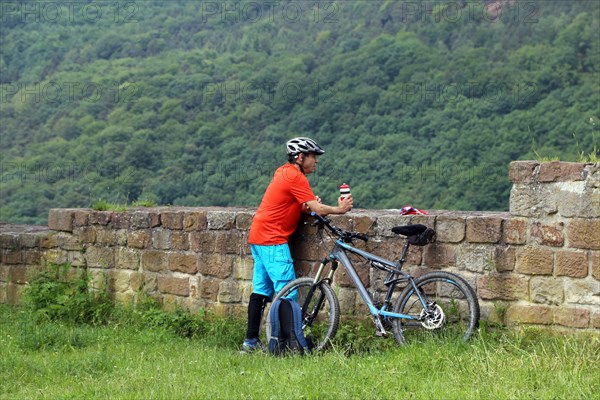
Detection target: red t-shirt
<box><xmin>248</xmin><ymin>163</ymin><xmax>316</xmax><ymax>245</ymax></box>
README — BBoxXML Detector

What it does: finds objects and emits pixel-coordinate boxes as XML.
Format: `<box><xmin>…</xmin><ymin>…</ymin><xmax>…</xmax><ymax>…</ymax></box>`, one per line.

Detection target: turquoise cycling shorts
<box><xmin>250</xmin><ymin>244</ymin><xmax>296</xmax><ymax>299</ymax></box>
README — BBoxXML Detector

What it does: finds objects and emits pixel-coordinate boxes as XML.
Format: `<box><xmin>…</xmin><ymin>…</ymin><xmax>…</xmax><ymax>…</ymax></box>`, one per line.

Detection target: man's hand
<box><xmin>337</xmin><ymin>194</ymin><xmax>353</xmax><ymax>213</ymax></box>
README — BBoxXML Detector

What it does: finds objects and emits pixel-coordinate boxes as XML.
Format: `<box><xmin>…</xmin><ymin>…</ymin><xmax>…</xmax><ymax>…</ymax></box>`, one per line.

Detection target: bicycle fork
<box><xmin>300</xmin><ymin>258</ymin><xmax>338</xmax><ymax>328</ymax></box>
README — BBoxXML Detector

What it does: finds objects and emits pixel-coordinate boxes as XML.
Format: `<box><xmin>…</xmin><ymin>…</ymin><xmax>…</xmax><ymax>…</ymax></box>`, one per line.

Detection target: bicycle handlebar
<box><xmin>310</xmin><ymin>212</ymin><xmax>368</xmax><ymax>243</ymax></box>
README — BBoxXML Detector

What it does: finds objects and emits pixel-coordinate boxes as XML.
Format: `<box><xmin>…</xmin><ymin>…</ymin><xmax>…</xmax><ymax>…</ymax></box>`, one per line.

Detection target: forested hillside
<box><xmin>1</xmin><ymin>0</ymin><xmax>598</xmax><ymax>224</ymax></box>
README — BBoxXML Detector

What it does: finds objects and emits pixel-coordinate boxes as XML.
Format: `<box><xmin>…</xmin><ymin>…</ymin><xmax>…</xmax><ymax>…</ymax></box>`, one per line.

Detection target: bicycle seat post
<box><xmin>397</xmin><ymin>241</ymin><xmax>410</xmax><ymax>269</ymax></box>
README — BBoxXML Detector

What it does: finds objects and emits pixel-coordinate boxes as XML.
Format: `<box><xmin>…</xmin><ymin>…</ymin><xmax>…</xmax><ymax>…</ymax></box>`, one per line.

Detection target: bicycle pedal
<box><xmin>375</xmin><ymin>329</ymin><xmax>389</xmax><ymax>337</ymax></box>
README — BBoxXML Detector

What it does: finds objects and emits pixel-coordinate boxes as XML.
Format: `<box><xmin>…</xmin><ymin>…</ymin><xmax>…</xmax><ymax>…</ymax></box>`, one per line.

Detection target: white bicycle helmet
<box><xmin>286</xmin><ymin>137</ymin><xmax>325</xmax><ymax>156</ymax></box>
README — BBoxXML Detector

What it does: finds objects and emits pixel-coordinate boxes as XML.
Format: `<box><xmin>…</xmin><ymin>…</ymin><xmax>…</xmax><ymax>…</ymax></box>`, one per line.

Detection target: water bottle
<box><xmin>340</xmin><ymin>183</ymin><xmax>351</xmax><ymax>210</ymax></box>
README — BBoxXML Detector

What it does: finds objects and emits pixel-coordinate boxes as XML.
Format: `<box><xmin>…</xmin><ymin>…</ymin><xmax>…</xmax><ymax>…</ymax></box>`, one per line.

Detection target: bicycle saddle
<box><xmin>391</xmin><ymin>224</ymin><xmax>428</xmax><ymax>236</ymax></box>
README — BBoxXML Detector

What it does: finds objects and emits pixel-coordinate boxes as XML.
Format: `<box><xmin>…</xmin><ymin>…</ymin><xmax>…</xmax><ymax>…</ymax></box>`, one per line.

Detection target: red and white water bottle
<box><xmin>340</xmin><ymin>183</ymin><xmax>351</xmax><ymax>210</ymax></box>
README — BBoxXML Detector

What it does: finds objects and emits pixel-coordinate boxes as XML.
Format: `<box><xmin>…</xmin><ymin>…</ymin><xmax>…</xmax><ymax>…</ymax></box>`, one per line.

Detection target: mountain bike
<box><xmin>266</xmin><ymin>212</ymin><xmax>480</xmax><ymax>351</ymax></box>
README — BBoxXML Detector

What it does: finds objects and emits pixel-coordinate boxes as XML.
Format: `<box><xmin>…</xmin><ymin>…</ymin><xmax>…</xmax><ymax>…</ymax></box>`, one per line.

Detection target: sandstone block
<box><xmin>0</xmin><ymin>233</ymin><xmax>19</xmax><ymax>249</ymax></box>
<box><xmin>233</xmin><ymin>256</ymin><xmax>254</xmax><ymax>280</ymax></box>
<box><xmin>457</xmin><ymin>244</ymin><xmax>495</xmax><ymax>273</ymax></box>
<box><xmin>130</xmin><ymin>211</ymin><xmax>151</xmax><ymax>229</ymax></box>
<box><xmin>22</xmin><ymin>249</ymin><xmax>41</xmax><ymax>265</ymax></box>
<box><xmin>509</xmin><ymin>161</ymin><xmax>539</xmax><ymax>183</ymax></box>
<box><xmin>207</xmin><ymin>211</ymin><xmax>235</xmax><ymax>230</ymax></box>
<box><xmin>503</xmin><ymin>219</ymin><xmax>528</xmax><ymax>245</ymax></box>
<box><xmin>218</xmin><ymin>281</ymin><xmax>242</xmax><ymax>303</ymax></box>
<box><xmin>161</xmin><ymin>211</ymin><xmax>184</xmax><ymax>230</ymax></box>
<box><xmin>234</xmin><ymin>212</ymin><xmax>253</xmax><ymax>230</ymax></box>
<box><xmin>199</xmin><ymin>278</ymin><xmax>219</xmax><ymax>301</ymax></box>
<box><xmin>198</xmin><ymin>254</ymin><xmax>233</xmax><ymax>279</ymax></box>
<box><xmin>73</xmin><ymin>210</ymin><xmax>91</xmax><ymax>227</ymax></box>
<box><xmin>423</xmin><ymin>242</ymin><xmax>456</xmax><ymax>268</ymax></box>
<box><xmin>538</xmin><ymin>162</ymin><xmax>585</xmax><ymax>182</ymax></box>
<box><xmin>436</xmin><ymin>216</ymin><xmax>465</xmax><ymax>243</ymax></box>
<box><xmin>184</xmin><ymin>211</ymin><xmax>208</xmax><ymax>231</ymax></box>
<box><xmin>58</xmin><ymin>234</ymin><xmax>83</xmax><ymax>251</ymax></box>
<box><xmin>149</xmin><ymin>211</ymin><xmax>161</xmax><ymax>228</ymax></box>
<box><xmin>168</xmin><ymin>253</ymin><xmax>198</xmax><ymax>274</ymax></box>
<box><xmin>531</xmin><ymin>221</ymin><xmax>564</xmax><ymax>247</ymax></box>
<box><xmin>516</xmin><ymin>247</ymin><xmax>553</xmax><ymax>275</ymax></box>
<box><xmin>555</xmin><ymin>250</ymin><xmax>588</xmax><ymax>278</ymax></box>
<box><xmin>564</xmin><ymin>279</ymin><xmax>600</xmax><ymax>305</ymax></box>
<box><xmin>18</xmin><ymin>233</ymin><xmax>42</xmax><ymax>248</ymax></box>
<box><xmin>494</xmin><ymin>246</ymin><xmax>516</xmax><ymax>272</ymax></box>
<box><xmin>352</xmin><ymin>215</ymin><xmax>376</xmax><ymax>236</ymax></box>
<box><xmin>466</xmin><ymin>216</ymin><xmax>503</xmax><ymax>244</ymax></box>
<box><xmin>109</xmin><ymin>270</ymin><xmax>131</xmax><ymax>293</ymax></box>
<box><xmin>529</xmin><ymin>276</ymin><xmax>563</xmax><ymax>305</ymax></box>
<box><xmin>335</xmin><ymin>260</ymin><xmax>370</xmax><ymax>288</ymax></box>
<box><xmin>9</xmin><ymin>265</ymin><xmax>28</xmax><ymax>284</ymax></box>
<box><xmin>592</xmin><ymin>251</ymin><xmax>599</xmax><ymax>280</ymax></box>
<box><xmin>40</xmin><ymin>233</ymin><xmax>59</xmax><ymax>249</ymax></box>
<box><xmin>111</xmin><ymin>213</ymin><xmax>131</xmax><ymax>229</ymax></box>
<box><xmin>190</xmin><ymin>231</ymin><xmax>215</xmax><ymax>253</ymax></box>
<box><xmin>591</xmin><ymin>310</ymin><xmax>600</xmax><ymax>329</ymax></box>
<box><xmin>1</xmin><ymin>248</ymin><xmax>21</xmax><ymax>264</ymax></box>
<box><xmin>509</xmin><ymin>184</ymin><xmax>558</xmax><ymax>218</ymax></box>
<box><xmin>141</xmin><ymin>250</ymin><xmax>167</xmax><ymax>272</ymax></box>
<box><xmin>506</xmin><ymin>304</ymin><xmax>553</xmax><ymax>325</ymax></box>
<box><xmin>116</xmin><ymin>247</ymin><xmax>140</xmax><ymax>270</ymax></box>
<box><xmin>567</xmin><ymin>219</ymin><xmax>600</xmax><ymax>249</ymax></box>
<box><xmin>152</xmin><ymin>229</ymin><xmax>171</xmax><ymax>250</ymax></box>
<box><xmin>85</xmin><ymin>246</ymin><xmax>115</xmax><ymax>268</ymax></box>
<box><xmin>41</xmin><ymin>249</ymin><xmax>68</xmax><ymax>265</ymax></box>
<box><xmin>554</xmin><ymin>307</ymin><xmax>589</xmax><ymax>328</ymax></box>
<box><xmin>171</xmin><ymin>232</ymin><xmax>189</xmax><ymax>251</ymax></box>
<box><xmin>215</xmin><ymin>231</ymin><xmax>244</xmax><ymax>254</ymax></box>
<box><xmin>130</xmin><ymin>272</ymin><xmax>143</xmax><ymax>292</ymax></box>
<box><xmin>157</xmin><ymin>276</ymin><xmax>189</xmax><ymax>296</ymax></box>
<box><xmin>0</xmin><ymin>266</ymin><xmax>9</xmax><ymax>282</ymax></box>
<box><xmin>95</xmin><ymin>228</ymin><xmax>116</xmax><ymax>246</ymax></box>
<box><xmin>74</xmin><ymin>226</ymin><xmax>96</xmax><ymax>244</ymax></box>
<box><xmin>338</xmin><ymin>287</ymin><xmax>357</xmax><ymax>314</ymax></box>
<box><xmin>90</xmin><ymin>211</ymin><xmax>113</xmax><ymax>226</ymax></box>
<box><xmin>477</xmin><ymin>274</ymin><xmax>528</xmax><ymax>300</ymax></box>
<box><xmin>127</xmin><ymin>230</ymin><xmax>151</xmax><ymax>249</ymax></box>
<box><xmin>557</xmin><ymin>182</ymin><xmax>600</xmax><ymax>218</ymax></box>
<box><xmin>143</xmin><ymin>272</ymin><xmax>158</xmax><ymax>292</ymax></box>
<box><xmin>48</xmin><ymin>209</ymin><xmax>75</xmax><ymax>232</ymax></box>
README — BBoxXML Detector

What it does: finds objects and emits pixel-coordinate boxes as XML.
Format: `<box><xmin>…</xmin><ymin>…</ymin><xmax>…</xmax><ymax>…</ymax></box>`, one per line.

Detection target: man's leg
<box><xmin>246</xmin><ymin>292</ymin><xmax>270</xmax><ymax>340</ymax></box>
<box><xmin>243</xmin><ymin>245</ymin><xmax>275</xmax><ymax>350</ymax></box>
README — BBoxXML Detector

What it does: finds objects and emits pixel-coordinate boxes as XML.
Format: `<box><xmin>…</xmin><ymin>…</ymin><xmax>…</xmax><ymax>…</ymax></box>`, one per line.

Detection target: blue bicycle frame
<box><xmin>314</xmin><ymin>237</ymin><xmax>430</xmax><ymax>324</ymax></box>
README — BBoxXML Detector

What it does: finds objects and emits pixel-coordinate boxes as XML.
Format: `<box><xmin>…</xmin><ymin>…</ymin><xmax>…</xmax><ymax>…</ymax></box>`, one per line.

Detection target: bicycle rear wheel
<box><xmin>266</xmin><ymin>277</ymin><xmax>340</xmax><ymax>351</ymax></box>
<box><xmin>392</xmin><ymin>271</ymin><xmax>480</xmax><ymax>346</ymax></box>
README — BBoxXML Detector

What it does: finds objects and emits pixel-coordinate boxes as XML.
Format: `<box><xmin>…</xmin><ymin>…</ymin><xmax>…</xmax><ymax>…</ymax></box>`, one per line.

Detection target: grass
<box><xmin>1</xmin><ymin>305</ymin><xmax>599</xmax><ymax>400</ymax></box>
<box><xmin>92</xmin><ymin>197</ymin><xmax>156</xmax><ymax>212</ymax></box>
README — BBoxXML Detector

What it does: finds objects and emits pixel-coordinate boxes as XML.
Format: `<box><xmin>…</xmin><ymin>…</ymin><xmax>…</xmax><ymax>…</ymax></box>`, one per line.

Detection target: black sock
<box><xmin>246</xmin><ymin>293</ymin><xmax>270</xmax><ymax>339</ymax></box>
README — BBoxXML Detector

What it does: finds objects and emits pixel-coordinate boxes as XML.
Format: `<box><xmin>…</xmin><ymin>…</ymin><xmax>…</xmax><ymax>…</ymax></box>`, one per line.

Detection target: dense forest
<box><xmin>1</xmin><ymin>0</ymin><xmax>598</xmax><ymax>224</ymax></box>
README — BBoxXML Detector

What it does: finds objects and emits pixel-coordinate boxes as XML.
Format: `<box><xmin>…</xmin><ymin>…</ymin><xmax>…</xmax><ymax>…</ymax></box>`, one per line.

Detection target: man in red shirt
<box><xmin>242</xmin><ymin>137</ymin><xmax>353</xmax><ymax>352</ymax></box>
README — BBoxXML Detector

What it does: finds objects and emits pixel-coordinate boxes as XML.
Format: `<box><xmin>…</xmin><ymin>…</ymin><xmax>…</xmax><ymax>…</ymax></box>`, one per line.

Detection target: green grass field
<box><xmin>1</xmin><ymin>305</ymin><xmax>599</xmax><ymax>400</ymax></box>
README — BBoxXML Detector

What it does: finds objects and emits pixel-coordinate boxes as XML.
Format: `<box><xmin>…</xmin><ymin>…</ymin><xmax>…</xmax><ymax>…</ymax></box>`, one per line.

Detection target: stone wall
<box><xmin>1</xmin><ymin>161</ymin><xmax>598</xmax><ymax>330</ymax></box>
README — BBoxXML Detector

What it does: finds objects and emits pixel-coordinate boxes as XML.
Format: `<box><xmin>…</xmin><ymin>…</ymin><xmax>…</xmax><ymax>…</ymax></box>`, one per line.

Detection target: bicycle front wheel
<box><xmin>392</xmin><ymin>271</ymin><xmax>480</xmax><ymax>346</ymax></box>
<box><xmin>267</xmin><ymin>277</ymin><xmax>340</xmax><ymax>351</ymax></box>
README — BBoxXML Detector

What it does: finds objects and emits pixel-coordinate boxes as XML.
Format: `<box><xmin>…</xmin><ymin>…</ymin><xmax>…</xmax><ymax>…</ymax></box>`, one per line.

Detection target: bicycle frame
<box><xmin>312</xmin><ymin>237</ymin><xmax>429</xmax><ymax>323</ymax></box>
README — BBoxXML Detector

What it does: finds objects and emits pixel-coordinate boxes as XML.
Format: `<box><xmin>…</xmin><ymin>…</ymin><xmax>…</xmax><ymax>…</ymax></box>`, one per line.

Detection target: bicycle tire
<box><xmin>266</xmin><ymin>277</ymin><xmax>340</xmax><ymax>352</ymax></box>
<box><xmin>392</xmin><ymin>271</ymin><xmax>480</xmax><ymax>346</ymax></box>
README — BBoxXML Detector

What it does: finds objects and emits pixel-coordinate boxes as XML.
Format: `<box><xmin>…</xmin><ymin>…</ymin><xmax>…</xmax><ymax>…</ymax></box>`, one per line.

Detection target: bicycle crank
<box><xmin>419</xmin><ymin>303</ymin><xmax>446</xmax><ymax>330</ymax></box>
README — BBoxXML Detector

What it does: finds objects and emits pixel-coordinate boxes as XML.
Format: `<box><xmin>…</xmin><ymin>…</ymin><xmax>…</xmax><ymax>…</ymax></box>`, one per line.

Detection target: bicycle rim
<box><xmin>392</xmin><ymin>271</ymin><xmax>480</xmax><ymax>346</ymax></box>
<box><xmin>267</xmin><ymin>277</ymin><xmax>340</xmax><ymax>351</ymax></box>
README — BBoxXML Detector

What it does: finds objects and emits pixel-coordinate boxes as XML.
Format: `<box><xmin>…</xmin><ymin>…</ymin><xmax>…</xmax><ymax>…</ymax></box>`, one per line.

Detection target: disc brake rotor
<box><xmin>420</xmin><ymin>303</ymin><xmax>446</xmax><ymax>330</ymax></box>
